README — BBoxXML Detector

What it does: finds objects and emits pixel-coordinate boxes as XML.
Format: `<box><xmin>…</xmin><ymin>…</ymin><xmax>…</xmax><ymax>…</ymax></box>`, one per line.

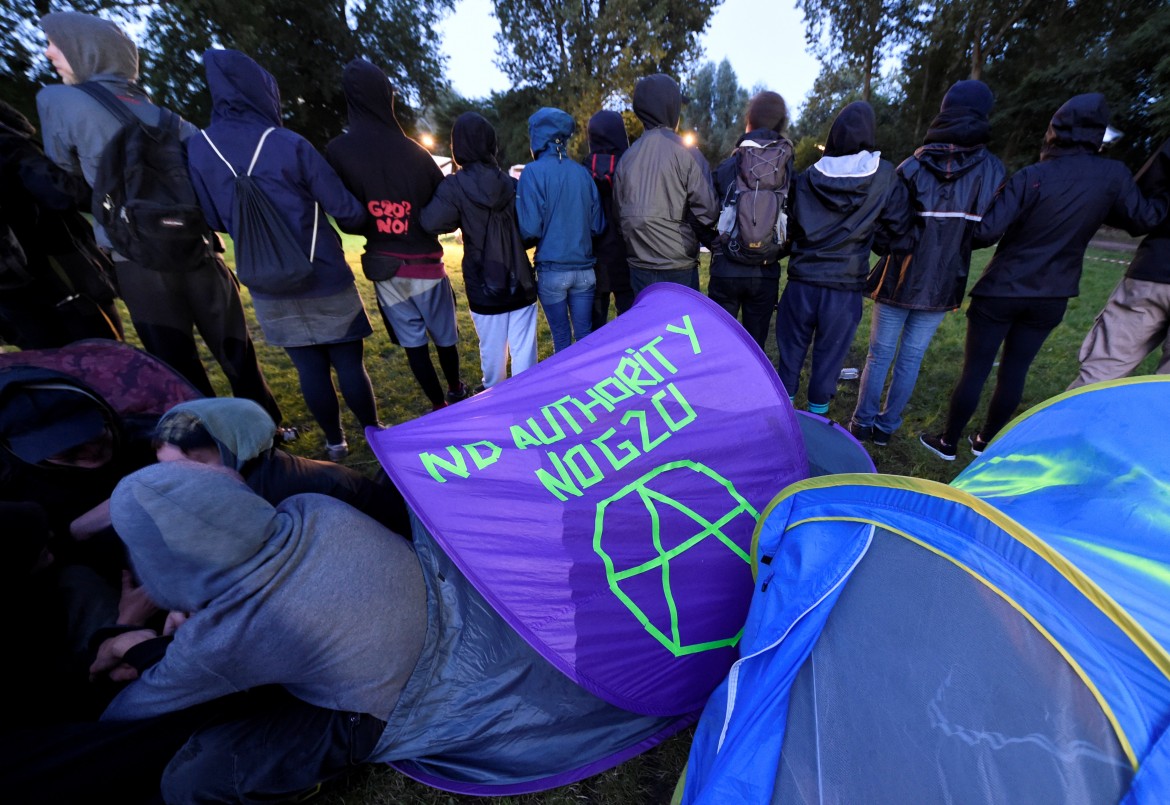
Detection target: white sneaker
<box><xmin>325</xmin><ymin>441</ymin><xmax>349</xmax><ymax>462</ymax></box>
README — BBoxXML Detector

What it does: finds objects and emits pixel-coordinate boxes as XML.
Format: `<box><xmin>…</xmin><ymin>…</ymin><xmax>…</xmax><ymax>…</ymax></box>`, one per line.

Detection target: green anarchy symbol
<box><xmin>593</xmin><ymin>460</ymin><xmax>757</xmax><ymax>657</ymax></box>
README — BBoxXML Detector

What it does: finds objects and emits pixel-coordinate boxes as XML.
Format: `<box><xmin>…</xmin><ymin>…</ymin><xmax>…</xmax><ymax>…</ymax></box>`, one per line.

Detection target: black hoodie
<box><xmin>420</xmin><ymin>113</ymin><xmax>536</xmax><ymax>314</ymax></box>
<box><xmin>325</xmin><ymin>59</ymin><xmax>444</xmax><ymax>265</ymax></box>
<box><xmin>788</xmin><ymin>102</ymin><xmax>910</xmax><ymax>290</ymax></box>
<box><xmin>972</xmin><ymin>94</ymin><xmax>1167</xmax><ymax>299</ymax></box>
<box><xmin>582</xmin><ymin>110</ymin><xmax>630</xmax><ymax>285</ymax></box>
<box><xmin>1126</xmin><ymin>139</ymin><xmax>1170</xmax><ymax>285</ymax></box>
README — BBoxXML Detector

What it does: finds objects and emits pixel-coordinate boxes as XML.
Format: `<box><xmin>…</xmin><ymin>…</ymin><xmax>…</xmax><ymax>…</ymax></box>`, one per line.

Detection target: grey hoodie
<box><xmin>36</xmin><ymin>12</ymin><xmax>193</xmax><ymax>248</ymax></box>
<box><xmin>104</xmin><ymin>461</ymin><xmax>427</xmax><ymax>721</ymax></box>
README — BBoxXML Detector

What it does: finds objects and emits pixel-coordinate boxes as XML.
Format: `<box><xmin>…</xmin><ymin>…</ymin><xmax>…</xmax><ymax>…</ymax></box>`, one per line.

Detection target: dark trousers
<box><xmin>285</xmin><ymin>339</ymin><xmax>379</xmax><ymax>444</ymax></box>
<box><xmin>115</xmin><ymin>254</ymin><xmax>281</xmax><ymax>424</ymax></box>
<box><xmin>944</xmin><ymin>295</ymin><xmax>1068</xmax><ymax>444</ymax></box>
<box><xmin>774</xmin><ymin>281</ymin><xmax>863</xmax><ymax>406</ymax></box>
<box><xmin>0</xmin><ymin>689</ymin><xmax>384</xmax><ymax>805</ymax></box>
<box><xmin>707</xmin><ymin>274</ymin><xmax>780</xmax><ymax>351</ymax></box>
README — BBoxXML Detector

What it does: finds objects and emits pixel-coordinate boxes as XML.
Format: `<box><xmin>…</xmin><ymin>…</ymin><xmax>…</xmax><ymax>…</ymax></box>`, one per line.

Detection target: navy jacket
<box><xmin>186</xmin><ymin>49</ymin><xmax>366</xmax><ymax>300</ymax></box>
<box><xmin>787</xmin><ymin>102</ymin><xmax>911</xmax><ymax>291</ymax></box>
<box><xmin>516</xmin><ymin>107</ymin><xmax>603</xmax><ymax>272</ymax></box>
<box><xmin>972</xmin><ymin>93</ymin><xmax>1167</xmax><ymax>299</ymax></box>
<box><xmin>1126</xmin><ymin>138</ymin><xmax>1170</xmax><ymax>286</ymax></box>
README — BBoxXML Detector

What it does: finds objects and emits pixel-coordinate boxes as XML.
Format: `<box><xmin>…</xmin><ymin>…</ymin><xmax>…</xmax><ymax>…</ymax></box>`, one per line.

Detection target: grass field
<box><xmin>141</xmin><ymin>235</ymin><xmax>1154</xmax><ymax>804</ymax></box>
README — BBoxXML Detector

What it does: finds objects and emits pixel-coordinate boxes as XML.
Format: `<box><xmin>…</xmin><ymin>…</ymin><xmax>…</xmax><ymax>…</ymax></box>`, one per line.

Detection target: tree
<box><xmin>492</xmin><ymin>0</ymin><xmax>721</xmax><ymax>154</ymax></box>
<box><xmin>684</xmin><ymin>59</ymin><xmax>748</xmax><ymax>165</ymax></box>
<box><xmin>798</xmin><ymin>0</ymin><xmax>917</xmax><ymax>101</ymax></box>
<box><xmin>143</xmin><ymin>0</ymin><xmax>453</xmax><ymax>147</ymax></box>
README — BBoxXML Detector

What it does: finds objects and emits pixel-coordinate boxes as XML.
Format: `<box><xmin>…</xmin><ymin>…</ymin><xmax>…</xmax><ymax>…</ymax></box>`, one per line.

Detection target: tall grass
<box><xmin>157</xmin><ymin>237</ymin><xmax>1149</xmax><ymax>803</ymax></box>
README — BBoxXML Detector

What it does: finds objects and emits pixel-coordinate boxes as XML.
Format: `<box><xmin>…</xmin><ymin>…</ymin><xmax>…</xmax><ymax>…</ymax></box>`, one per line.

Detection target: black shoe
<box><xmin>848</xmin><ymin>420</ymin><xmax>873</xmax><ymax>441</ymax></box>
<box><xmin>872</xmin><ymin>427</ymin><xmax>892</xmax><ymax>447</ymax></box>
<box><xmin>446</xmin><ymin>382</ymin><xmax>472</xmax><ymax>404</ymax></box>
<box><xmin>969</xmin><ymin>433</ymin><xmax>989</xmax><ymax>456</ymax></box>
<box><xmin>919</xmin><ymin>432</ymin><xmax>956</xmax><ymax>461</ymax></box>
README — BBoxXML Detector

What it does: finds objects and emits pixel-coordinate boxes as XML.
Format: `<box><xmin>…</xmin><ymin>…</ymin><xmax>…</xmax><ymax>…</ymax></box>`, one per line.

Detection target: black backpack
<box><xmin>716</xmin><ymin>137</ymin><xmax>794</xmax><ymax>265</ymax></box>
<box><xmin>77</xmin><ymin>82</ymin><xmax>213</xmax><ymax>271</ymax></box>
<box><xmin>200</xmin><ymin>128</ymin><xmax>316</xmax><ymax>295</ymax></box>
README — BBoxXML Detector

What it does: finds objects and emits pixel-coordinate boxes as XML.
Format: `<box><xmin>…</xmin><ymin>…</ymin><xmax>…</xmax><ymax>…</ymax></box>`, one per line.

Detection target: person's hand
<box><xmin>69</xmin><ymin>499</ymin><xmax>112</xmax><ymax>540</ymax></box>
<box><xmin>117</xmin><ymin>570</ymin><xmax>160</xmax><ymax>626</ymax></box>
<box><xmin>163</xmin><ymin>611</ymin><xmax>189</xmax><ymax>636</ymax></box>
<box><xmin>89</xmin><ymin>629</ymin><xmax>156</xmax><ymax>682</ymax></box>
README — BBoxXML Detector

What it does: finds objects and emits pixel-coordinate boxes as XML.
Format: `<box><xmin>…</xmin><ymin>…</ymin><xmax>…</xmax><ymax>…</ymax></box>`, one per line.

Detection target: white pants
<box><xmin>471</xmin><ymin>304</ymin><xmax>538</xmax><ymax>388</ymax></box>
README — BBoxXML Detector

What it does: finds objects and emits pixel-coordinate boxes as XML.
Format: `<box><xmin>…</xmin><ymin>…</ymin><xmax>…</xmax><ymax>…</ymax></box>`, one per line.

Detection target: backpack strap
<box><xmin>77</xmin><ymin>82</ymin><xmax>141</xmax><ymax>128</ymax></box>
<box><xmin>199</xmin><ymin>127</ymin><xmax>319</xmax><ymax>262</ymax></box>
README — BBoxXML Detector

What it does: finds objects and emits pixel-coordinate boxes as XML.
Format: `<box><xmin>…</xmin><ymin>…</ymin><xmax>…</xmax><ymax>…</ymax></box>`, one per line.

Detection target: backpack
<box><xmin>716</xmin><ymin>137</ymin><xmax>794</xmax><ymax>265</ymax></box>
<box><xmin>588</xmin><ymin>153</ymin><xmax>618</xmax><ymax>189</ymax></box>
<box><xmin>457</xmin><ymin>173</ymin><xmax>534</xmax><ymax>303</ymax></box>
<box><xmin>200</xmin><ymin>129</ymin><xmax>317</xmax><ymax>296</ymax></box>
<box><xmin>77</xmin><ymin>82</ymin><xmax>213</xmax><ymax>271</ymax></box>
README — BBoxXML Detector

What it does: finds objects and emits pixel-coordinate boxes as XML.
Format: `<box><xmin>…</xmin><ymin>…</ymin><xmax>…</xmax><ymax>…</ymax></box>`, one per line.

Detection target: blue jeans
<box><xmin>852</xmin><ymin>303</ymin><xmax>946</xmax><ymax>434</ymax></box>
<box><xmin>537</xmin><ymin>268</ymin><xmax>595</xmax><ymax>352</ymax></box>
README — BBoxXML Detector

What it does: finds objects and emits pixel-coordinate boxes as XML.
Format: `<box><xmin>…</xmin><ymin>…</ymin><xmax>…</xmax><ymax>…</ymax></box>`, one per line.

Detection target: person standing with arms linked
<box><xmin>921</xmin><ymin>93</ymin><xmax>1168</xmax><ymax>460</ymax></box>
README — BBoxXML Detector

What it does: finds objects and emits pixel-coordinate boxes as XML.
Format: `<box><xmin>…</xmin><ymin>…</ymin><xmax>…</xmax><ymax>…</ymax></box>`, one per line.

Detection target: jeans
<box><xmin>538</xmin><ymin>268</ymin><xmax>595</xmax><ymax>352</ymax></box>
<box><xmin>852</xmin><ymin>303</ymin><xmax>946</xmax><ymax>434</ymax></box>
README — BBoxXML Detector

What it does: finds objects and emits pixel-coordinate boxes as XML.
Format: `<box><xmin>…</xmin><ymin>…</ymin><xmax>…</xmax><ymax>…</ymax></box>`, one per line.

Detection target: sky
<box><xmin>438</xmin><ymin>0</ymin><xmax>821</xmax><ymax>117</ymax></box>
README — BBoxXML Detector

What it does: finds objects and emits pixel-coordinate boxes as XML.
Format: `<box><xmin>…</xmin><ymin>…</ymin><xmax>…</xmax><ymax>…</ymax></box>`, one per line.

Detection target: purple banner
<box><xmin>369</xmin><ymin>285</ymin><xmax>809</xmax><ymax>716</ymax></box>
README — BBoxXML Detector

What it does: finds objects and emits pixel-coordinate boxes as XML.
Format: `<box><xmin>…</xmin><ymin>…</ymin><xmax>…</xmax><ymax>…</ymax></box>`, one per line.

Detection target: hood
<box><xmin>529</xmin><ymin>107</ymin><xmax>574</xmax><ymax>159</ymax></box>
<box><xmin>807</xmin><ymin>151</ymin><xmax>881</xmax><ymax>213</ymax></box>
<box><xmin>110</xmin><ymin>461</ymin><xmax>290</xmax><ymax>611</ymax></box>
<box><xmin>455</xmin><ymin>162</ymin><xmax>516</xmax><ymax>211</ymax></box>
<box><xmin>587</xmin><ymin>110</ymin><xmax>628</xmax><ymax>156</ymax></box>
<box><xmin>924</xmin><ymin>80</ymin><xmax>993</xmax><ymax>147</ymax></box>
<box><xmin>41</xmin><ymin>12</ymin><xmax>138</xmax><ymax>84</ymax></box>
<box><xmin>203</xmin><ymin>48</ymin><xmax>282</xmax><ymax>127</ymax></box>
<box><xmin>914</xmin><ymin>142</ymin><xmax>992</xmax><ymax>181</ymax></box>
<box><xmin>156</xmin><ymin>398</ymin><xmax>276</xmax><ymax>472</ymax></box>
<box><xmin>823</xmin><ymin>101</ymin><xmax>877</xmax><ymax>157</ymax></box>
<box><xmin>342</xmin><ymin>58</ymin><xmax>403</xmax><ymax>136</ymax></box>
<box><xmin>1042</xmin><ymin>93</ymin><xmax>1108</xmax><ymax>160</ymax></box>
<box><xmin>0</xmin><ymin>368</ymin><xmax>119</xmax><ymax>467</ymax></box>
<box><xmin>633</xmin><ymin>74</ymin><xmax>681</xmax><ymax>130</ymax></box>
<box><xmin>451</xmin><ymin>111</ymin><xmax>499</xmax><ymax>168</ymax></box>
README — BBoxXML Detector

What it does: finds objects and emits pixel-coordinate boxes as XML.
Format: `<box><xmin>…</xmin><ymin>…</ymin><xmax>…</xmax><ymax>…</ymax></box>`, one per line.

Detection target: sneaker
<box><xmin>431</xmin><ymin>400</ymin><xmax>448</xmax><ymax>412</ymax></box>
<box><xmin>872</xmin><ymin>427</ymin><xmax>893</xmax><ymax>447</ymax></box>
<box><xmin>278</xmin><ymin>426</ymin><xmax>299</xmax><ymax>443</ymax></box>
<box><xmin>446</xmin><ymin>382</ymin><xmax>472</xmax><ymax>404</ymax></box>
<box><xmin>325</xmin><ymin>440</ymin><xmax>349</xmax><ymax>462</ymax></box>
<box><xmin>919</xmin><ymin>432</ymin><xmax>956</xmax><ymax>461</ymax></box>
<box><xmin>969</xmin><ymin>433</ymin><xmax>989</xmax><ymax>456</ymax></box>
<box><xmin>848</xmin><ymin>420</ymin><xmax>873</xmax><ymax>441</ymax></box>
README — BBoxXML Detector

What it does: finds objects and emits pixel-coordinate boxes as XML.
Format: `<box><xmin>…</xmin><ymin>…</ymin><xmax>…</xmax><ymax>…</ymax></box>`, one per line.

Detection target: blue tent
<box><xmin>679</xmin><ymin>377</ymin><xmax>1170</xmax><ymax>803</ymax></box>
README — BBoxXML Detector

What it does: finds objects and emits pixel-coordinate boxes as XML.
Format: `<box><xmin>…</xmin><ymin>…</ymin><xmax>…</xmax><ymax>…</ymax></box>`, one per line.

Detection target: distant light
<box><xmin>816</xmin><ymin>143</ymin><xmax>825</xmax><ymax>151</ymax></box>
<box><xmin>1103</xmin><ymin>126</ymin><xmax>1123</xmax><ymax>144</ymax></box>
<box><xmin>420</xmin><ymin>133</ymin><xmax>436</xmax><ymax>150</ymax></box>
<box><xmin>682</xmin><ymin>132</ymin><xmax>697</xmax><ymax>148</ymax></box>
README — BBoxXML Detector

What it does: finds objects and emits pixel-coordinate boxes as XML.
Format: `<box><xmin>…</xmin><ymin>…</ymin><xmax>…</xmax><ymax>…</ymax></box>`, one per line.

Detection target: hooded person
<box><xmin>921</xmin><ymin>93</ymin><xmax>1169</xmax><ymax>461</ymax></box>
<box><xmin>612</xmin><ymin>74</ymin><xmax>719</xmax><ymax>293</ymax></box>
<box><xmin>0</xmin><ymin>100</ymin><xmax>122</xmax><ymax>349</ymax></box>
<box><xmin>776</xmin><ymin>100</ymin><xmax>911</xmax><ymax>417</ymax></box>
<box><xmin>154</xmin><ymin>397</ymin><xmax>411</xmax><ymax>535</ymax></box>
<box><xmin>420</xmin><ymin>112</ymin><xmax>538</xmax><ymax>389</ymax></box>
<box><xmin>94</xmin><ymin>460</ymin><xmax>427</xmax><ymax>802</ymax></box>
<box><xmin>186</xmin><ymin>48</ymin><xmax>379</xmax><ymax>461</ymax></box>
<box><xmin>852</xmin><ymin>80</ymin><xmax>1006</xmax><ymax>446</ymax></box>
<box><xmin>1069</xmin><ymin>137</ymin><xmax>1170</xmax><ymax>388</ymax></box>
<box><xmin>34</xmin><ymin>14</ymin><xmax>280</xmax><ymax>424</ymax></box>
<box><xmin>516</xmin><ymin>107</ymin><xmax>604</xmax><ymax>353</ymax></box>
<box><xmin>325</xmin><ymin>59</ymin><xmax>469</xmax><ymax>413</ymax></box>
<box><xmin>707</xmin><ymin>90</ymin><xmax>794</xmax><ymax>351</ymax></box>
<box><xmin>583</xmin><ymin>110</ymin><xmax>633</xmax><ymax>327</ymax></box>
